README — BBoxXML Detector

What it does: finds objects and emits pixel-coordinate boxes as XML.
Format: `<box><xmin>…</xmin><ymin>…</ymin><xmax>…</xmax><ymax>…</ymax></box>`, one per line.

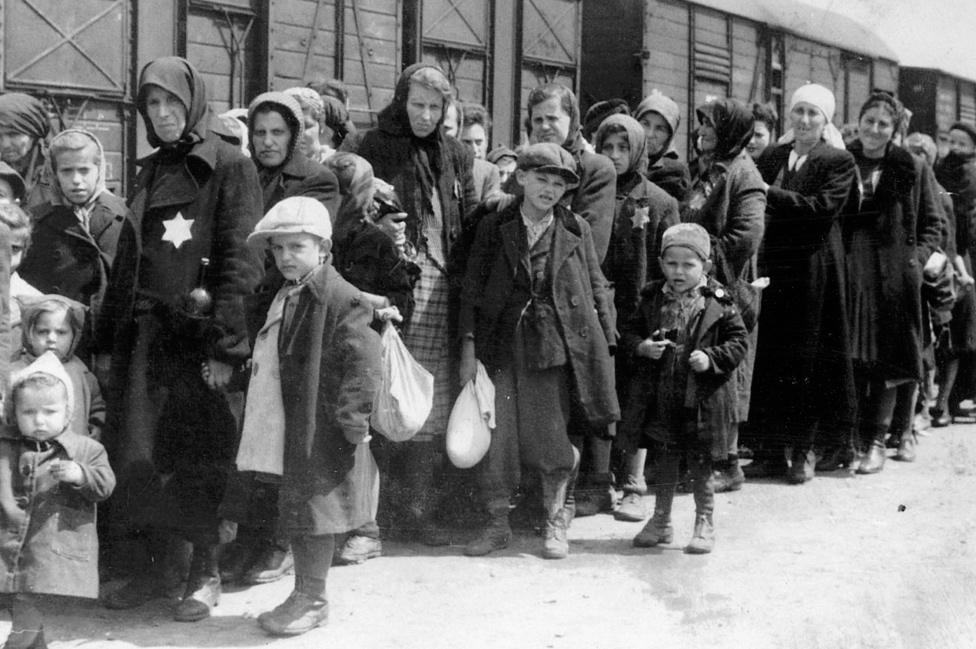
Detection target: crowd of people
<box><xmin>0</xmin><ymin>53</ymin><xmax>970</xmax><ymax>644</ymax></box>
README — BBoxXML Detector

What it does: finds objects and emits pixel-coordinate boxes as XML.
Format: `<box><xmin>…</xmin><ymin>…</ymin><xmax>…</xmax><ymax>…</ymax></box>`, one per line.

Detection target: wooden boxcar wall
<box><xmin>900</xmin><ymin>67</ymin><xmax>976</xmax><ymax>157</ymax></box>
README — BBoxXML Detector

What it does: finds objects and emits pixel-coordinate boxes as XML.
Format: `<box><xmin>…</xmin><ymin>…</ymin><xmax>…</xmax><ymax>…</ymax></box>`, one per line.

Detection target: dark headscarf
<box><xmin>594</xmin><ymin>114</ymin><xmax>647</xmax><ymax>179</ymax></box>
<box><xmin>582</xmin><ymin>99</ymin><xmax>630</xmax><ymax>142</ymax></box>
<box><xmin>136</xmin><ymin>56</ymin><xmax>210</xmax><ymax>149</ymax></box>
<box><xmin>376</xmin><ymin>63</ymin><xmax>451</xmax><ymax>227</ymax></box>
<box><xmin>695</xmin><ymin>99</ymin><xmax>754</xmax><ymax>162</ymax></box>
<box><xmin>0</xmin><ymin>93</ymin><xmax>50</xmax><ymax>141</ymax></box>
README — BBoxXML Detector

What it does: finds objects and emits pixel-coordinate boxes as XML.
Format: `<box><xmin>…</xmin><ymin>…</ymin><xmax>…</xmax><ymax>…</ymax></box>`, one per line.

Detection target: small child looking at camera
<box><xmin>11</xmin><ymin>295</ymin><xmax>105</xmax><ymax>441</ymax></box>
<box><xmin>620</xmin><ymin>223</ymin><xmax>747</xmax><ymax>554</ymax></box>
<box><xmin>0</xmin><ymin>351</ymin><xmax>115</xmax><ymax>649</ymax></box>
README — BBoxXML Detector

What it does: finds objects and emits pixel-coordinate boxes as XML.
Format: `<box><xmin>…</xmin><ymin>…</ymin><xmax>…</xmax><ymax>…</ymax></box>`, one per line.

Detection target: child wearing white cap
<box><xmin>219</xmin><ymin>196</ymin><xmax>381</xmax><ymax>636</ymax></box>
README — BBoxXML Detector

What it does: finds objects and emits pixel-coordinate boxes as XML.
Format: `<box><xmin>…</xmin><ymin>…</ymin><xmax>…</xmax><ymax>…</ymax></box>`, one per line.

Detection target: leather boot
<box><xmin>633</xmin><ymin>486</ymin><xmax>674</xmax><ymax>547</ymax></box>
<box><xmin>244</xmin><ymin>541</ymin><xmax>294</xmax><ymax>584</ymax></box>
<box><xmin>857</xmin><ymin>424</ymin><xmax>887</xmax><ymax>474</ymax></box>
<box><xmin>540</xmin><ymin>448</ymin><xmax>579</xmax><ymax>560</ymax></box>
<box><xmin>787</xmin><ymin>448</ymin><xmax>816</xmax><ymax>484</ymax></box>
<box><xmin>712</xmin><ymin>456</ymin><xmax>745</xmax><ymax>493</ymax></box>
<box><xmin>464</xmin><ymin>501</ymin><xmax>512</xmax><ymax>556</ymax></box>
<box><xmin>685</xmin><ymin>456</ymin><xmax>715</xmax><ymax>554</ymax></box>
<box><xmin>895</xmin><ymin>431</ymin><xmax>917</xmax><ymax>462</ymax></box>
<box><xmin>174</xmin><ymin>545</ymin><xmax>221</xmax><ymax>622</ymax></box>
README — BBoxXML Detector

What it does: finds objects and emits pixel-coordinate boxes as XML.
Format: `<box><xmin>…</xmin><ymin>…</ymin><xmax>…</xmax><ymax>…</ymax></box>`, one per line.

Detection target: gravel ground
<box><xmin>5</xmin><ymin>423</ymin><xmax>976</xmax><ymax>649</ymax></box>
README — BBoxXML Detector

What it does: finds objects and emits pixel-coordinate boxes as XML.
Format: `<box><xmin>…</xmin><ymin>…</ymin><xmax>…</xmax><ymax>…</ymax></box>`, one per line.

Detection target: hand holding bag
<box><xmin>371</xmin><ymin>322</ymin><xmax>434</xmax><ymax>441</ymax></box>
<box><xmin>446</xmin><ymin>361</ymin><xmax>495</xmax><ymax>468</ymax></box>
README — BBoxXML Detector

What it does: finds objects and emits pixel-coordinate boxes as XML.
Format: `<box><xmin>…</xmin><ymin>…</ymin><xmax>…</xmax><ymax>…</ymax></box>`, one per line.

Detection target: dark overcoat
<box><xmin>21</xmin><ymin>192</ymin><xmax>133</xmax><ymax>336</ymax></box>
<box><xmin>243</xmin><ymin>263</ymin><xmax>382</xmax><ymax>535</ymax></box>
<box><xmin>258</xmin><ymin>152</ymin><xmax>340</xmax><ymax>217</ymax></box>
<box><xmin>752</xmin><ymin>141</ymin><xmax>858</xmax><ymax>443</ymax></box>
<box><xmin>619</xmin><ymin>279</ymin><xmax>748</xmax><ymax>456</ymax></box>
<box><xmin>459</xmin><ymin>203</ymin><xmax>619</xmax><ymax>428</ymax></box>
<box><xmin>0</xmin><ymin>430</ymin><xmax>115</xmax><ymax>598</ymax></box>
<box><xmin>844</xmin><ymin>141</ymin><xmax>945</xmax><ymax>381</ymax></box>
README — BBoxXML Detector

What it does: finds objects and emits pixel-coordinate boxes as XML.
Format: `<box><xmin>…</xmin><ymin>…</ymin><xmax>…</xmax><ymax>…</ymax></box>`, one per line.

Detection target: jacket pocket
<box><xmin>51</xmin><ymin>506</ymin><xmax>94</xmax><ymax>562</ymax></box>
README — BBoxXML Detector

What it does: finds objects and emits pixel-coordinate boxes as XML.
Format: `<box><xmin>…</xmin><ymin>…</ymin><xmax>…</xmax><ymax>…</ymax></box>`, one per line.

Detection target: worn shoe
<box><xmin>258</xmin><ymin>591</ymin><xmax>329</xmax><ymax>636</ymax></box>
<box><xmin>633</xmin><ymin>514</ymin><xmax>673</xmax><ymax>547</ymax></box>
<box><xmin>572</xmin><ymin>485</ymin><xmax>617</xmax><ymax>518</ymax></box>
<box><xmin>2</xmin><ymin>628</ymin><xmax>46</xmax><ymax>649</ymax></box>
<box><xmin>930</xmin><ymin>409</ymin><xmax>951</xmax><ymax>428</ymax></box>
<box><xmin>464</xmin><ymin>523</ymin><xmax>512</xmax><ymax>557</ymax></box>
<box><xmin>712</xmin><ymin>464</ymin><xmax>745</xmax><ymax>493</ymax></box>
<box><xmin>244</xmin><ymin>546</ymin><xmax>294</xmax><ymax>584</ymax></box>
<box><xmin>894</xmin><ymin>432</ymin><xmax>917</xmax><ymax>462</ymax></box>
<box><xmin>335</xmin><ymin>535</ymin><xmax>382</xmax><ymax>565</ymax></box>
<box><xmin>684</xmin><ymin>514</ymin><xmax>715</xmax><ymax>554</ymax></box>
<box><xmin>541</xmin><ymin>509</ymin><xmax>571</xmax><ymax>559</ymax></box>
<box><xmin>614</xmin><ymin>492</ymin><xmax>648</xmax><ymax>522</ymax></box>
<box><xmin>816</xmin><ymin>445</ymin><xmax>857</xmax><ymax>472</ymax></box>
<box><xmin>787</xmin><ymin>449</ymin><xmax>816</xmax><ymax>484</ymax></box>
<box><xmin>102</xmin><ymin>576</ymin><xmax>165</xmax><ymax>610</ymax></box>
<box><xmin>857</xmin><ymin>441</ymin><xmax>886</xmax><ymax>474</ymax></box>
<box><xmin>174</xmin><ymin>577</ymin><xmax>220</xmax><ymax>622</ymax></box>
<box><xmin>219</xmin><ymin>542</ymin><xmax>255</xmax><ymax>584</ymax></box>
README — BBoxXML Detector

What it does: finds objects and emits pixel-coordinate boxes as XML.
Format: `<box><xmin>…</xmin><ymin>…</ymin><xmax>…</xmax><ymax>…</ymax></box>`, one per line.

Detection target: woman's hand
<box><xmin>689</xmin><ymin>350</ymin><xmax>711</xmax><ymax>373</ymax></box>
<box><xmin>202</xmin><ymin>359</ymin><xmax>233</xmax><ymax>390</ymax></box>
<box><xmin>637</xmin><ymin>339</ymin><xmax>671</xmax><ymax>360</ymax></box>
<box><xmin>375</xmin><ymin>306</ymin><xmax>403</xmax><ymax>323</ymax></box>
<box><xmin>459</xmin><ymin>339</ymin><xmax>477</xmax><ymax>386</ymax></box>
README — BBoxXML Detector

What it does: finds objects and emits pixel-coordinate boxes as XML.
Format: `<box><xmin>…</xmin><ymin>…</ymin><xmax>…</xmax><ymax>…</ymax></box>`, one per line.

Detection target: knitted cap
<box><xmin>661</xmin><ymin>222</ymin><xmax>711</xmax><ymax>261</ymax></box>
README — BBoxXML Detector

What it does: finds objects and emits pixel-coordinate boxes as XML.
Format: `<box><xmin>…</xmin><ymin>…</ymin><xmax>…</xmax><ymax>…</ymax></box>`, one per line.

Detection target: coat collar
<box><xmin>0</xmin><ymin>427</ymin><xmax>87</xmax><ymax>460</ymax></box>
<box><xmin>497</xmin><ymin>203</ymin><xmax>582</xmax><ymax>275</ymax></box>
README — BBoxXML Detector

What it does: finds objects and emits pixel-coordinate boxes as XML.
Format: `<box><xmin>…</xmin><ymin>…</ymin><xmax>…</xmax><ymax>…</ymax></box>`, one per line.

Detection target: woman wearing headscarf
<box><xmin>593</xmin><ymin>113</ymin><xmax>679</xmax><ymax>522</ymax></box>
<box><xmin>843</xmin><ymin>92</ymin><xmax>945</xmax><ymax>474</ymax></box>
<box><xmin>682</xmin><ymin>99</ymin><xmax>766</xmax><ymax>491</ymax></box>
<box><xmin>0</xmin><ymin>92</ymin><xmax>55</xmax><ymax>208</ymax></box>
<box><xmin>933</xmin><ymin>122</ymin><xmax>976</xmax><ymax>425</ymax></box>
<box><xmin>634</xmin><ymin>90</ymin><xmax>692</xmax><ymax>203</ymax></box>
<box><xmin>348</xmin><ymin>63</ymin><xmax>476</xmax><ymax>544</ymax></box>
<box><xmin>750</xmin><ymin>83</ymin><xmax>858</xmax><ymax>484</ymax></box>
<box><xmin>247</xmin><ymin>91</ymin><xmax>339</xmax><ymax>217</ymax></box>
<box><xmin>98</xmin><ymin>57</ymin><xmax>264</xmax><ymax>621</ymax></box>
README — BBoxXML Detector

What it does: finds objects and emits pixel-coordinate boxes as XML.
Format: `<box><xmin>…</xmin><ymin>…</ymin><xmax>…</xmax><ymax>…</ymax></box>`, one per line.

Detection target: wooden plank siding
<box><xmin>643</xmin><ymin>0</ymin><xmax>690</xmax><ymax>158</ymax></box>
<box><xmin>731</xmin><ymin>18</ymin><xmax>762</xmax><ymax>104</ymax></box>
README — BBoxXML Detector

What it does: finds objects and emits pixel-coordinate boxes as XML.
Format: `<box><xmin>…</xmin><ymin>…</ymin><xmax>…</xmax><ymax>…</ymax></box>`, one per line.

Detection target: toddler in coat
<box><xmin>0</xmin><ymin>351</ymin><xmax>115</xmax><ymax>649</ymax></box>
<box><xmin>620</xmin><ymin>223</ymin><xmax>747</xmax><ymax>553</ymax></box>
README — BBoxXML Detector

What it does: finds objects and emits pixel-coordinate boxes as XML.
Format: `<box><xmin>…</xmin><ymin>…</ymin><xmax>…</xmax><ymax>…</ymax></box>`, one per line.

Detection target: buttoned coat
<box><xmin>0</xmin><ymin>430</ymin><xmax>115</xmax><ymax>598</ymax></box>
<box><xmin>459</xmin><ymin>203</ymin><xmax>619</xmax><ymax>428</ymax></box>
<box><xmin>242</xmin><ymin>262</ymin><xmax>381</xmax><ymax>535</ymax></box>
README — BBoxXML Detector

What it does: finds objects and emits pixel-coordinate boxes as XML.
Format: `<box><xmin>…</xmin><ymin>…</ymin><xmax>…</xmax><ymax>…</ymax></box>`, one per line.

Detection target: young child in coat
<box><xmin>18</xmin><ymin>129</ymin><xmax>133</xmax><ymax>359</ymax></box>
<box><xmin>11</xmin><ymin>296</ymin><xmax>105</xmax><ymax>441</ymax></box>
<box><xmin>218</xmin><ymin>196</ymin><xmax>381</xmax><ymax>636</ymax></box>
<box><xmin>0</xmin><ymin>351</ymin><xmax>115</xmax><ymax>649</ymax></box>
<box><xmin>0</xmin><ymin>204</ymin><xmax>42</xmax><ymax>351</ymax></box>
<box><xmin>620</xmin><ymin>223</ymin><xmax>747</xmax><ymax>554</ymax></box>
<box><xmin>459</xmin><ymin>142</ymin><xmax>619</xmax><ymax>560</ymax></box>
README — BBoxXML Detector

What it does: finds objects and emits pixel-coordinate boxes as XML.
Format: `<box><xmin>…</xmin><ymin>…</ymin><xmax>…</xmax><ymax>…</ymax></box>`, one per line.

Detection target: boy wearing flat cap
<box><xmin>459</xmin><ymin>142</ymin><xmax>619</xmax><ymax>559</ymax></box>
<box><xmin>219</xmin><ymin>196</ymin><xmax>381</xmax><ymax>636</ymax></box>
<box><xmin>619</xmin><ymin>222</ymin><xmax>747</xmax><ymax>554</ymax></box>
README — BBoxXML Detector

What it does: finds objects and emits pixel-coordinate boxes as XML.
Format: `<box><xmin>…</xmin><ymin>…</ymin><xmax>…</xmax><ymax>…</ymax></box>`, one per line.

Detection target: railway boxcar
<box><xmin>580</xmin><ymin>0</ymin><xmax>899</xmax><ymax>159</ymax></box>
<box><xmin>899</xmin><ymin>66</ymin><xmax>976</xmax><ymax>158</ymax></box>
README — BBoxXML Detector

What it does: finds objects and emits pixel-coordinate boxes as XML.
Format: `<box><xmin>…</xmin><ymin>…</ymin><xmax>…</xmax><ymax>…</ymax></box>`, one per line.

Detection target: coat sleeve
<box><xmin>701</xmin><ymin>306</ymin><xmax>749</xmax><ymax>375</ymax></box>
<box><xmin>73</xmin><ymin>441</ymin><xmax>116</xmax><ymax>503</ymax></box>
<box><xmin>577</xmin><ymin>216</ymin><xmax>616</xmax><ymax>347</ymax></box>
<box><xmin>458</xmin><ymin>214</ymin><xmax>500</xmax><ymax>340</ymax></box>
<box><xmin>208</xmin><ymin>151</ymin><xmax>265</xmax><ymax>363</ymax></box>
<box><xmin>915</xmin><ymin>159</ymin><xmax>948</xmax><ymax>264</ymax></box>
<box><xmin>713</xmin><ymin>170</ymin><xmax>766</xmax><ymax>281</ymax></box>
<box><xmin>620</xmin><ymin>295</ymin><xmax>653</xmax><ymax>359</ymax></box>
<box><xmin>574</xmin><ymin>153</ymin><xmax>616</xmax><ymax>263</ymax></box>
<box><xmin>334</xmin><ymin>297</ymin><xmax>383</xmax><ymax>445</ymax></box>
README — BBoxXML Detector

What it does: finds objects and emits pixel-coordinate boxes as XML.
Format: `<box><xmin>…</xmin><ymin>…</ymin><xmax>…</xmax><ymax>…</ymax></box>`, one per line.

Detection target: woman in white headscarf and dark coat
<box><xmin>98</xmin><ymin>56</ymin><xmax>264</xmax><ymax>621</ymax></box>
<box><xmin>749</xmin><ymin>83</ymin><xmax>859</xmax><ymax>484</ymax></box>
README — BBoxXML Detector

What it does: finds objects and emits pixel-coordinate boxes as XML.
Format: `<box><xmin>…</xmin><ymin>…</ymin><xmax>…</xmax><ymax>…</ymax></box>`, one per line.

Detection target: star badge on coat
<box><xmin>631</xmin><ymin>205</ymin><xmax>650</xmax><ymax>230</ymax></box>
<box><xmin>162</xmin><ymin>212</ymin><xmax>194</xmax><ymax>249</ymax></box>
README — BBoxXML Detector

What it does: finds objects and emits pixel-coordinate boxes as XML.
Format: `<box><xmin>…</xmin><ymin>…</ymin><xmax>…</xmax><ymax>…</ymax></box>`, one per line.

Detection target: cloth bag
<box><xmin>446</xmin><ymin>361</ymin><xmax>495</xmax><ymax>468</ymax></box>
<box><xmin>371</xmin><ymin>322</ymin><xmax>434</xmax><ymax>442</ymax></box>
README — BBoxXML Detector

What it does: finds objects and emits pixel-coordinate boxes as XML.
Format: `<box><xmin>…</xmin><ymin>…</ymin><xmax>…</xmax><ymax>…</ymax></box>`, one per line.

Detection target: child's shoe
<box><xmin>633</xmin><ymin>513</ymin><xmax>673</xmax><ymax>547</ymax></box>
<box><xmin>334</xmin><ymin>535</ymin><xmax>382</xmax><ymax>565</ymax></box>
<box><xmin>174</xmin><ymin>576</ymin><xmax>220</xmax><ymax>622</ymax></box>
<box><xmin>2</xmin><ymin>628</ymin><xmax>46</xmax><ymax>649</ymax></box>
<box><xmin>541</xmin><ymin>509</ymin><xmax>571</xmax><ymax>559</ymax></box>
<box><xmin>258</xmin><ymin>591</ymin><xmax>329</xmax><ymax>636</ymax></box>
<box><xmin>614</xmin><ymin>492</ymin><xmax>648</xmax><ymax>522</ymax></box>
<box><xmin>684</xmin><ymin>514</ymin><xmax>715</xmax><ymax>554</ymax></box>
<box><xmin>464</xmin><ymin>506</ymin><xmax>512</xmax><ymax>557</ymax></box>
<box><xmin>244</xmin><ymin>545</ymin><xmax>294</xmax><ymax>584</ymax></box>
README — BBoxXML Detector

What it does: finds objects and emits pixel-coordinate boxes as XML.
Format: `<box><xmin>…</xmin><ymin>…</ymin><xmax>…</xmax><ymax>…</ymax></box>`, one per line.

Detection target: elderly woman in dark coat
<box><xmin>933</xmin><ymin>122</ymin><xmax>976</xmax><ymax>425</ymax></box>
<box><xmin>592</xmin><ymin>113</ymin><xmax>679</xmax><ymax>521</ymax></box>
<box><xmin>751</xmin><ymin>83</ymin><xmax>858</xmax><ymax>484</ymax></box>
<box><xmin>682</xmin><ymin>98</ymin><xmax>767</xmax><ymax>491</ymax></box>
<box><xmin>634</xmin><ymin>90</ymin><xmax>692</xmax><ymax>203</ymax></box>
<box><xmin>843</xmin><ymin>93</ymin><xmax>944</xmax><ymax>474</ymax></box>
<box><xmin>0</xmin><ymin>93</ymin><xmax>55</xmax><ymax>208</ymax></box>
<box><xmin>98</xmin><ymin>57</ymin><xmax>264</xmax><ymax>621</ymax></box>
<box><xmin>248</xmin><ymin>91</ymin><xmax>339</xmax><ymax>216</ymax></box>
<box><xmin>350</xmin><ymin>63</ymin><xmax>475</xmax><ymax>544</ymax></box>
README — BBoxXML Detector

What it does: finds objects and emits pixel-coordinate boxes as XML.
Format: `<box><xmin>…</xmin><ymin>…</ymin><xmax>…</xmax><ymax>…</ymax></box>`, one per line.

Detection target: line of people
<box><xmin>0</xmin><ymin>54</ymin><xmax>968</xmax><ymax>644</ymax></box>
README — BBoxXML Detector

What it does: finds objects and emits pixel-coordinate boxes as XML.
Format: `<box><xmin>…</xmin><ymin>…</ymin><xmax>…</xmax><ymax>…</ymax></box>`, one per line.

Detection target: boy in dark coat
<box><xmin>621</xmin><ymin>223</ymin><xmax>747</xmax><ymax>554</ymax></box>
<box><xmin>460</xmin><ymin>143</ymin><xmax>618</xmax><ymax>560</ymax></box>
<box><xmin>0</xmin><ymin>351</ymin><xmax>115</xmax><ymax>649</ymax></box>
<box><xmin>223</xmin><ymin>196</ymin><xmax>381</xmax><ymax>636</ymax></box>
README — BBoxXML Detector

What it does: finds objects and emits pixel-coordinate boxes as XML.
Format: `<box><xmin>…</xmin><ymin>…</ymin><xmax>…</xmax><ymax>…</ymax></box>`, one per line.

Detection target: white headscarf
<box><xmin>778</xmin><ymin>83</ymin><xmax>847</xmax><ymax>150</ymax></box>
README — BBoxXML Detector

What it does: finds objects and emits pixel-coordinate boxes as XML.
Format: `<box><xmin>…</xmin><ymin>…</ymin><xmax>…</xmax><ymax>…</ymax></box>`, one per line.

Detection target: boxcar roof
<box><xmin>690</xmin><ymin>0</ymin><xmax>899</xmax><ymax>63</ymax></box>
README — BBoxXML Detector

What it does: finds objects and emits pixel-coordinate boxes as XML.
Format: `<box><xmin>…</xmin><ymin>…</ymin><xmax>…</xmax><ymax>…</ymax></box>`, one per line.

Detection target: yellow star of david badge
<box><xmin>631</xmin><ymin>205</ymin><xmax>650</xmax><ymax>230</ymax></box>
<box><xmin>162</xmin><ymin>212</ymin><xmax>195</xmax><ymax>249</ymax></box>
